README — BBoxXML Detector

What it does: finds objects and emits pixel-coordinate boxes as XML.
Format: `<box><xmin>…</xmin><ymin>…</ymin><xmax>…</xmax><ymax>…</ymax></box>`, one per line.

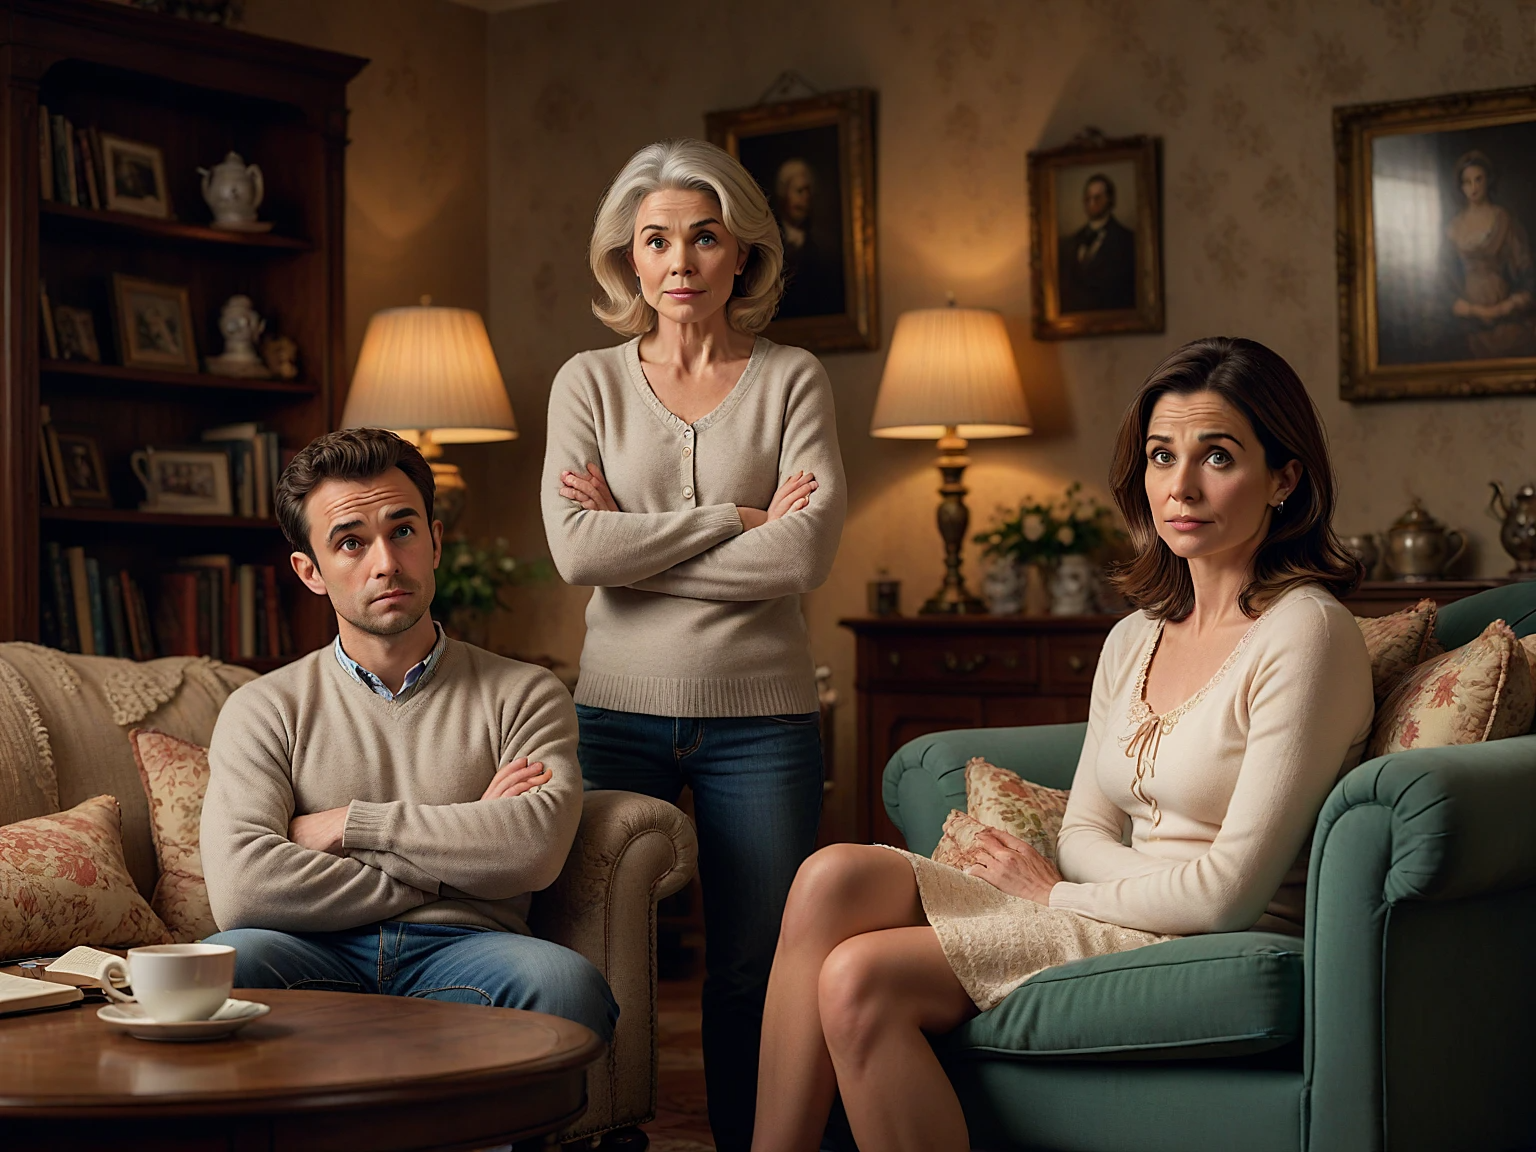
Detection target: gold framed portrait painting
<box><xmin>1028</xmin><ymin>131</ymin><xmax>1164</xmax><ymax>340</ymax></box>
<box><xmin>706</xmin><ymin>89</ymin><xmax>879</xmax><ymax>353</ymax></box>
<box><xmin>1337</xmin><ymin>84</ymin><xmax>1536</xmax><ymax>400</ymax></box>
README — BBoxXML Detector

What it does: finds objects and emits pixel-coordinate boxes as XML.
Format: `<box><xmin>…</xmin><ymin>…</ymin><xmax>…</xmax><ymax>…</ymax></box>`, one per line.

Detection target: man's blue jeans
<box><xmin>576</xmin><ymin>705</ymin><xmax>824</xmax><ymax>1152</ymax></box>
<box><xmin>206</xmin><ymin>922</ymin><xmax>618</xmax><ymax>1041</ymax></box>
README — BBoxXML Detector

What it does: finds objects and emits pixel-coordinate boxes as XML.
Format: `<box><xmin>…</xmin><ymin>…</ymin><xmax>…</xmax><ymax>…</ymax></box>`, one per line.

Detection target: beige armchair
<box><xmin>0</xmin><ymin>644</ymin><xmax>697</xmax><ymax>1144</ymax></box>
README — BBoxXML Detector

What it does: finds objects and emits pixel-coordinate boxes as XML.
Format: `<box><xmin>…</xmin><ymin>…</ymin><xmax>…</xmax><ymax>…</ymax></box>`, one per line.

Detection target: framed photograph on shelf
<box><xmin>1337</xmin><ymin>83</ymin><xmax>1536</xmax><ymax>401</ymax></box>
<box><xmin>130</xmin><ymin>447</ymin><xmax>233</xmax><ymax>516</ymax></box>
<box><xmin>112</xmin><ymin>275</ymin><xmax>198</xmax><ymax>372</ymax></box>
<box><xmin>99</xmin><ymin>134</ymin><xmax>170</xmax><ymax>219</ymax></box>
<box><xmin>53</xmin><ymin>306</ymin><xmax>101</xmax><ymax>362</ymax></box>
<box><xmin>1028</xmin><ymin>130</ymin><xmax>1164</xmax><ymax>340</ymax></box>
<box><xmin>48</xmin><ymin>430</ymin><xmax>111</xmax><ymax>507</ymax></box>
<box><xmin>706</xmin><ymin>88</ymin><xmax>879</xmax><ymax>352</ymax></box>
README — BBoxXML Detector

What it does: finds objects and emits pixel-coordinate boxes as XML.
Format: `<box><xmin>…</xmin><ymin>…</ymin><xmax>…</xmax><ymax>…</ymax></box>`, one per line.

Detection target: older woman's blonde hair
<box><xmin>589</xmin><ymin>139</ymin><xmax>784</xmax><ymax>336</ymax></box>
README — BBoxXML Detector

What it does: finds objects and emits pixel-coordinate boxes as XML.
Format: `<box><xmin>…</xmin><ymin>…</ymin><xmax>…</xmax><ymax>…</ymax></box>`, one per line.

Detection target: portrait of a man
<box><xmin>736</xmin><ymin>125</ymin><xmax>848</xmax><ymax>320</ymax></box>
<box><xmin>1028</xmin><ymin>134</ymin><xmax>1162</xmax><ymax>339</ymax></box>
<box><xmin>707</xmin><ymin>88</ymin><xmax>879</xmax><ymax>351</ymax></box>
<box><xmin>1057</xmin><ymin>171</ymin><xmax>1138</xmax><ymax>314</ymax></box>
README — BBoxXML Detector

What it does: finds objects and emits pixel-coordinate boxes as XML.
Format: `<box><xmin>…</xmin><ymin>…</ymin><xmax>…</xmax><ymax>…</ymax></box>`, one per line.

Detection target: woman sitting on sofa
<box><xmin>752</xmin><ymin>336</ymin><xmax>1375</xmax><ymax>1152</ymax></box>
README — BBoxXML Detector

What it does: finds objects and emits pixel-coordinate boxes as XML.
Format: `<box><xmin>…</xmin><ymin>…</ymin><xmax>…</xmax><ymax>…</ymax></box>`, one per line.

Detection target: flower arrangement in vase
<box><xmin>430</xmin><ymin>537</ymin><xmax>550</xmax><ymax>648</ymax></box>
<box><xmin>975</xmin><ymin>483</ymin><xmax>1123</xmax><ymax>615</ymax></box>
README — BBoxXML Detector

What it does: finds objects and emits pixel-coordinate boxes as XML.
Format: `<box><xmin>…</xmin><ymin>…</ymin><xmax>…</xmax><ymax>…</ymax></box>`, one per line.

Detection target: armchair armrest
<box><xmin>1305</xmin><ymin>736</ymin><xmax>1536</xmax><ymax>1152</ymax></box>
<box><xmin>883</xmin><ymin>723</ymin><xmax>1087</xmax><ymax>855</ymax></box>
<box><xmin>528</xmin><ymin>789</ymin><xmax>698</xmax><ymax>1140</ymax></box>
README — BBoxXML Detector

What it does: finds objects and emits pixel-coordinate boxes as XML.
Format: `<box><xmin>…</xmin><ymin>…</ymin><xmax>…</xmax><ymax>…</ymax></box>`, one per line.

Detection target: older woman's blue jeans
<box><xmin>205</xmin><ymin>922</ymin><xmax>617</xmax><ymax>1041</ymax></box>
<box><xmin>576</xmin><ymin>705</ymin><xmax>824</xmax><ymax>1152</ymax></box>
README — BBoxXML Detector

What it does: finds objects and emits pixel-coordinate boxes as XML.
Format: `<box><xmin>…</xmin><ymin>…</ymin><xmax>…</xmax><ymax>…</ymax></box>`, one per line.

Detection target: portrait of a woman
<box><xmin>541</xmin><ymin>138</ymin><xmax>847</xmax><ymax>1152</ymax></box>
<box><xmin>1446</xmin><ymin>149</ymin><xmax>1536</xmax><ymax>360</ymax></box>
<box><xmin>752</xmin><ymin>337</ymin><xmax>1374</xmax><ymax>1152</ymax></box>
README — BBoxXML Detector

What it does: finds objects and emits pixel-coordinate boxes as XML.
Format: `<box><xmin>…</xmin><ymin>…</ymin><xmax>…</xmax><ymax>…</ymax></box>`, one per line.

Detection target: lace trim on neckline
<box><xmin>1120</xmin><ymin>603</ymin><xmax>1277</xmax><ymax>828</ymax></box>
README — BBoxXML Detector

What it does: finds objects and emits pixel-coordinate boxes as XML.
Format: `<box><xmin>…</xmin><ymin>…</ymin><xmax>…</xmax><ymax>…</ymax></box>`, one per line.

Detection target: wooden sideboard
<box><xmin>840</xmin><ymin>578</ymin><xmax>1508</xmax><ymax>847</ymax></box>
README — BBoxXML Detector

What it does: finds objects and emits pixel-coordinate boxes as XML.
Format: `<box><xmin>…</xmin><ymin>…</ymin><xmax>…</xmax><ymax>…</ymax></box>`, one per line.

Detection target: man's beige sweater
<box><xmin>541</xmin><ymin>336</ymin><xmax>847</xmax><ymax>717</ymax></box>
<box><xmin>201</xmin><ymin>640</ymin><xmax>581</xmax><ymax>936</ymax></box>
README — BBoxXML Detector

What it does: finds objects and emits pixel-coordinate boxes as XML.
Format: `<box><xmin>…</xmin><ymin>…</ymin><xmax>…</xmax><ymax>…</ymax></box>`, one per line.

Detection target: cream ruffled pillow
<box><xmin>1368</xmin><ymin>619</ymin><xmax>1535</xmax><ymax>757</ymax></box>
<box><xmin>1355</xmin><ymin>599</ymin><xmax>1442</xmax><ymax>707</ymax></box>
<box><xmin>931</xmin><ymin>757</ymin><xmax>1070</xmax><ymax>869</ymax></box>
<box><xmin>129</xmin><ymin>729</ymin><xmax>217</xmax><ymax>943</ymax></box>
<box><xmin>0</xmin><ymin>794</ymin><xmax>172</xmax><ymax>956</ymax></box>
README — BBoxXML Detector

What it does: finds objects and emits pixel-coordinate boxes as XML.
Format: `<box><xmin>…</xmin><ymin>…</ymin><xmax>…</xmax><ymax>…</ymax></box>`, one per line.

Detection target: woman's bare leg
<box><xmin>752</xmin><ymin>844</ymin><xmax>928</xmax><ymax>1152</ymax></box>
<box><xmin>818</xmin><ymin>926</ymin><xmax>977</xmax><ymax>1152</ymax></box>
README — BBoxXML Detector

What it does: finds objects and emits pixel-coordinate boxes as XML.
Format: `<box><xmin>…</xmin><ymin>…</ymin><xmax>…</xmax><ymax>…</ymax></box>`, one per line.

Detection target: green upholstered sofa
<box><xmin>883</xmin><ymin>584</ymin><xmax>1536</xmax><ymax>1152</ymax></box>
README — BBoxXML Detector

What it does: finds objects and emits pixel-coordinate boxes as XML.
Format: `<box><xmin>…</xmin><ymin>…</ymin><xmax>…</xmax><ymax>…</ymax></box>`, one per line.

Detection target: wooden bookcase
<box><xmin>0</xmin><ymin>0</ymin><xmax>365</xmax><ymax>668</ymax></box>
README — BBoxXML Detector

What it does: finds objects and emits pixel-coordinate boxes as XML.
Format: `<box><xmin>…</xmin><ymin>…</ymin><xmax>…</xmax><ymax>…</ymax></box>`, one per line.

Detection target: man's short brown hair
<box><xmin>275</xmin><ymin>428</ymin><xmax>435</xmax><ymax>561</ymax></box>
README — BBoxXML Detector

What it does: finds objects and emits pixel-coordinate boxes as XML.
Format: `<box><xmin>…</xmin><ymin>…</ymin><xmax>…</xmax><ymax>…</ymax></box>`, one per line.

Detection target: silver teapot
<box><xmin>1488</xmin><ymin>481</ymin><xmax>1536</xmax><ymax>580</ymax></box>
<box><xmin>1382</xmin><ymin>499</ymin><xmax>1466</xmax><ymax>582</ymax></box>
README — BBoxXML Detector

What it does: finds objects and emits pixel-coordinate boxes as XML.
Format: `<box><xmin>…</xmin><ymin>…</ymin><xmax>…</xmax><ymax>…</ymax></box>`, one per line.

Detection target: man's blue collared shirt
<box><xmin>333</xmin><ymin>622</ymin><xmax>447</xmax><ymax>703</ymax></box>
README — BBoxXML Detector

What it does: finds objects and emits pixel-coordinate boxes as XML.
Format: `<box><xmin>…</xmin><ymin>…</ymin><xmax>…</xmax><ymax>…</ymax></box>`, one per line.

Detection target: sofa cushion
<box><xmin>938</xmin><ymin>932</ymin><xmax>1303</xmax><ymax>1060</ymax></box>
<box><xmin>1355</xmin><ymin>599</ymin><xmax>1439</xmax><ymax>707</ymax></box>
<box><xmin>129</xmin><ymin>729</ymin><xmax>217</xmax><ymax>943</ymax></box>
<box><xmin>1368</xmin><ymin>619</ymin><xmax>1535</xmax><ymax>757</ymax></box>
<box><xmin>962</xmin><ymin>757</ymin><xmax>1069</xmax><ymax>865</ymax></box>
<box><xmin>0</xmin><ymin>794</ymin><xmax>172</xmax><ymax>956</ymax></box>
<box><xmin>0</xmin><ymin>646</ymin><xmax>254</xmax><ymax>899</ymax></box>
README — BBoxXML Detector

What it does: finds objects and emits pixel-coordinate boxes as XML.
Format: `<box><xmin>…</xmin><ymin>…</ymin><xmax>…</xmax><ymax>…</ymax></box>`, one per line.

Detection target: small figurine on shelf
<box><xmin>197</xmin><ymin>151</ymin><xmax>269</xmax><ymax>232</ymax></box>
<box><xmin>260</xmin><ymin>333</ymin><xmax>300</xmax><ymax>380</ymax></box>
<box><xmin>205</xmin><ymin>295</ymin><xmax>271</xmax><ymax>378</ymax></box>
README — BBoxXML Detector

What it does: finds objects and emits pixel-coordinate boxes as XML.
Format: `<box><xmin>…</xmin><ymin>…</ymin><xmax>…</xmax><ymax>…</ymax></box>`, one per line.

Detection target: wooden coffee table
<box><xmin>0</xmin><ymin>988</ymin><xmax>603</xmax><ymax>1150</ymax></box>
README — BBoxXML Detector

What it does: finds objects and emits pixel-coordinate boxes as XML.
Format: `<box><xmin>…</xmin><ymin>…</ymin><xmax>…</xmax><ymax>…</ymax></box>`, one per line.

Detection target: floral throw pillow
<box><xmin>949</xmin><ymin>756</ymin><xmax>1070</xmax><ymax>865</ymax></box>
<box><xmin>1367</xmin><ymin>620</ymin><xmax>1536</xmax><ymax>758</ymax></box>
<box><xmin>0</xmin><ymin>794</ymin><xmax>172</xmax><ymax>956</ymax></box>
<box><xmin>129</xmin><ymin>728</ymin><xmax>217</xmax><ymax>943</ymax></box>
<box><xmin>1355</xmin><ymin>599</ymin><xmax>1440</xmax><ymax>707</ymax></box>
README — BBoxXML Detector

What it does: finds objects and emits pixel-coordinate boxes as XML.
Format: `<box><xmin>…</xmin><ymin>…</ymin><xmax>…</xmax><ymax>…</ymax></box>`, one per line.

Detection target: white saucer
<box><xmin>97</xmin><ymin>998</ymin><xmax>270</xmax><ymax>1042</ymax></box>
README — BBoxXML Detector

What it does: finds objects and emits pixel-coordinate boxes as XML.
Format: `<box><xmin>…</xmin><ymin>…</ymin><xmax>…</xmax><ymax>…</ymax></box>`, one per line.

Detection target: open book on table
<box><xmin>0</xmin><ymin>946</ymin><xmax>126</xmax><ymax>1017</ymax></box>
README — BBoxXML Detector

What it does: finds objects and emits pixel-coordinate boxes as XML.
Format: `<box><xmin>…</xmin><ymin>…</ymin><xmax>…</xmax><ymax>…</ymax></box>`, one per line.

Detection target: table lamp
<box><xmin>340</xmin><ymin>297</ymin><xmax>517</xmax><ymax>531</ymax></box>
<box><xmin>870</xmin><ymin>302</ymin><xmax>1031</xmax><ymax>613</ymax></box>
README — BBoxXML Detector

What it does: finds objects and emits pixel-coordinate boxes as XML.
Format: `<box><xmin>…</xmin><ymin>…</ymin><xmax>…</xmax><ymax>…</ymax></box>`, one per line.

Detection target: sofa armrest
<box><xmin>883</xmin><ymin>723</ymin><xmax>1087</xmax><ymax>855</ymax></box>
<box><xmin>528</xmin><ymin>789</ymin><xmax>698</xmax><ymax>1139</ymax></box>
<box><xmin>1304</xmin><ymin>737</ymin><xmax>1536</xmax><ymax>1152</ymax></box>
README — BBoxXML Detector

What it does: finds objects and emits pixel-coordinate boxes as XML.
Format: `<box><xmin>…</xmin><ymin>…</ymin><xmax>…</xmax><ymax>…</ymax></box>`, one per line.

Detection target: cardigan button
<box><xmin>683</xmin><ymin>486</ymin><xmax>694</xmax><ymax>498</ymax></box>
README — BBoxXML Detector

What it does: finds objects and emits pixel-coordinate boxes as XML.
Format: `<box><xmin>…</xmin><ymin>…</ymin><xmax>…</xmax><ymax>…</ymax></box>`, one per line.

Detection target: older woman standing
<box><xmin>752</xmin><ymin>337</ymin><xmax>1374</xmax><ymax>1152</ymax></box>
<box><xmin>541</xmin><ymin>138</ymin><xmax>846</xmax><ymax>1151</ymax></box>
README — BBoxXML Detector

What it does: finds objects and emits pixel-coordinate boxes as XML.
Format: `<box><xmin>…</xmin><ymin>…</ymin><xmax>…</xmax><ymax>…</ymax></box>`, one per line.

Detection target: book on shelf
<box><xmin>63</xmin><ymin>546</ymin><xmax>94</xmax><ymax>656</ymax></box>
<box><xmin>38</xmin><ymin>105</ymin><xmax>53</xmax><ymax>203</ymax></box>
<box><xmin>38</xmin><ymin>406</ymin><xmax>60</xmax><ymax>508</ymax></box>
<box><xmin>201</xmin><ymin>423</ymin><xmax>280</xmax><ymax>520</ymax></box>
<box><xmin>39</xmin><ymin>282</ymin><xmax>58</xmax><ymax>361</ymax></box>
<box><xmin>74</xmin><ymin>127</ymin><xmax>100</xmax><ymax>211</ymax></box>
<box><xmin>40</xmin><ymin>544</ymin><xmax>156</xmax><ymax>659</ymax></box>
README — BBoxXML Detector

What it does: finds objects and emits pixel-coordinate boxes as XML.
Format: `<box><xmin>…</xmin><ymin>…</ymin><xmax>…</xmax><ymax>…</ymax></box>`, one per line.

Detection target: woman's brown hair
<box><xmin>1107</xmin><ymin>336</ymin><xmax>1361</xmax><ymax>620</ymax></box>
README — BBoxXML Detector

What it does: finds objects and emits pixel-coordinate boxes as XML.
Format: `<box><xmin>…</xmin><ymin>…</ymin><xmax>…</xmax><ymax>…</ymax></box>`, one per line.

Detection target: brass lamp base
<box><xmin>416</xmin><ymin>430</ymin><xmax>467</xmax><ymax>533</ymax></box>
<box><xmin>920</xmin><ymin>427</ymin><xmax>987</xmax><ymax>615</ymax></box>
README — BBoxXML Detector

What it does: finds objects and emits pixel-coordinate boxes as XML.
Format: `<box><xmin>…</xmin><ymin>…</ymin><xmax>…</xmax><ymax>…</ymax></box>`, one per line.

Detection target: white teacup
<box><xmin>98</xmin><ymin>943</ymin><xmax>236</xmax><ymax>1023</ymax></box>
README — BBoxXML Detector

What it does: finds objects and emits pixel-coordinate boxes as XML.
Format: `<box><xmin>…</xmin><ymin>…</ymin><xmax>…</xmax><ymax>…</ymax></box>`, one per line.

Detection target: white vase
<box><xmin>1049</xmin><ymin>554</ymin><xmax>1097</xmax><ymax>615</ymax></box>
<box><xmin>981</xmin><ymin>558</ymin><xmax>1024</xmax><ymax>615</ymax></box>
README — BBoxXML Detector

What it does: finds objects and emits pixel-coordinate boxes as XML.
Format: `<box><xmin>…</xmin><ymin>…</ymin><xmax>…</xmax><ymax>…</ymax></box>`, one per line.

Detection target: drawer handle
<box><xmin>943</xmin><ymin>652</ymin><xmax>988</xmax><ymax>674</ymax></box>
<box><xmin>1067</xmin><ymin>654</ymin><xmax>1085</xmax><ymax>673</ymax></box>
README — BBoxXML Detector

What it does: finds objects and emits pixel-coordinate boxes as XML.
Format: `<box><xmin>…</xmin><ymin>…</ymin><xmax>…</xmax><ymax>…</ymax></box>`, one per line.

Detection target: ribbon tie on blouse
<box><xmin>1125</xmin><ymin>714</ymin><xmax>1165</xmax><ymax>828</ymax></box>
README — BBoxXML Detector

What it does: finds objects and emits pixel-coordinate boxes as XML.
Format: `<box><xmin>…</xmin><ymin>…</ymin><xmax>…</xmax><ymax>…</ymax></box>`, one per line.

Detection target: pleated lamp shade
<box><xmin>870</xmin><ymin>307</ymin><xmax>1031</xmax><ymax>440</ymax></box>
<box><xmin>342</xmin><ymin>304</ymin><xmax>517</xmax><ymax>444</ymax></box>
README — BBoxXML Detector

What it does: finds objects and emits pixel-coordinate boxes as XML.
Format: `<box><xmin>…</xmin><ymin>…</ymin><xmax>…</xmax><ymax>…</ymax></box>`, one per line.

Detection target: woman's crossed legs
<box><xmin>753</xmin><ymin>843</ymin><xmax>979</xmax><ymax>1152</ymax></box>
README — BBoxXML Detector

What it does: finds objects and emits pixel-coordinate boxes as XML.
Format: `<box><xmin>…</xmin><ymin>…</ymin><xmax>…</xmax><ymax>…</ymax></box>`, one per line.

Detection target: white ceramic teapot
<box><xmin>198</xmin><ymin>152</ymin><xmax>264</xmax><ymax>228</ymax></box>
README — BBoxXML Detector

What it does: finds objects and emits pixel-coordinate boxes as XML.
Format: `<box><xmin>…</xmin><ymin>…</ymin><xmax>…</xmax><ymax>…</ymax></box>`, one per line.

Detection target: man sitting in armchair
<box><xmin>201</xmin><ymin>428</ymin><xmax>616</xmax><ymax>1040</ymax></box>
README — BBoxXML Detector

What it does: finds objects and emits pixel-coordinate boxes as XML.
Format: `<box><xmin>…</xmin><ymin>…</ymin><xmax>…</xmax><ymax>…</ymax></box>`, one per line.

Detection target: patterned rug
<box><xmin>643</xmin><ymin>978</ymin><xmax>714</xmax><ymax>1148</ymax></box>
